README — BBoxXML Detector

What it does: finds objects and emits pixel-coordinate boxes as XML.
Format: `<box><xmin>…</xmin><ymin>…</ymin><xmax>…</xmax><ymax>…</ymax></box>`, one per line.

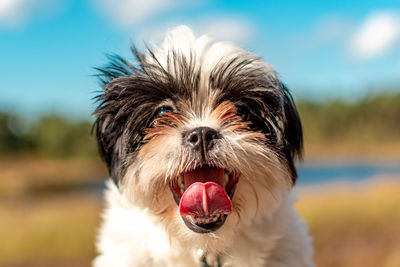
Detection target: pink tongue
<box><xmin>179</xmin><ymin>182</ymin><xmax>232</xmax><ymax>218</ymax></box>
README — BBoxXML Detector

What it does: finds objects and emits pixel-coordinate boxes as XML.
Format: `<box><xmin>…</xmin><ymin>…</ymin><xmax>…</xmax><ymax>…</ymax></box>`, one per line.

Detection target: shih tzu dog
<box><xmin>93</xmin><ymin>26</ymin><xmax>314</xmax><ymax>267</ymax></box>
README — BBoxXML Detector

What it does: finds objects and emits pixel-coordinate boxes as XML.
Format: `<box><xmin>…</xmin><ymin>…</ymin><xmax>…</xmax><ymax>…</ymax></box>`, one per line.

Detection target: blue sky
<box><xmin>1</xmin><ymin>0</ymin><xmax>400</xmax><ymax>117</ymax></box>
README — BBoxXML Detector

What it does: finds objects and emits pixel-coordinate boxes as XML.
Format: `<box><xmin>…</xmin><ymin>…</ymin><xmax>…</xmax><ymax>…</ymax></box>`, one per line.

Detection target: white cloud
<box><xmin>0</xmin><ymin>0</ymin><xmax>29</xmax><ymax>25</ymax></box>
<box><xmin>313</xmin><ymin>16</ymin><xmax>353</xmax><ymax>43</ymax></box>
<box><xmin>95</xmin><ymin>0</ymin><xmax>181</xmax><ymax>27</ymax></box>
<box><xmin>94</xmin><ymin>0</ymin><xmax>253</xmax><ymax>43</ymax></box>
<box><xmin>350</xmin><ymin>11</ymin><xmax>400</xmax><ymax>59</ymax></box>
<box><xmin>0</xmin><ymin>0</ymin><xmax>61</xmax><ymax>27</ymax></box>
<box><xmin>193</xmin><ymin>18</ymin><xmax>253</xmax><ymax>43</ymax></box>
<box><xmin>134</xmin><ymin>17</ymin><xmax>253</xmax><ymax>47</ymax></box>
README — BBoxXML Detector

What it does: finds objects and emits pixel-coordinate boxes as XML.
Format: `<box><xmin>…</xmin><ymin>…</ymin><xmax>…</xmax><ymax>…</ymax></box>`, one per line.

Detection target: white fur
<box><xmin>94</xmin><ymin>180</ymin><xmax>314</xmax><ymax>267</ymax></box>
<box><xmin>94</xmin><ymin>26</ymin><xmax>314</xmax><ymax>267</ymax></box>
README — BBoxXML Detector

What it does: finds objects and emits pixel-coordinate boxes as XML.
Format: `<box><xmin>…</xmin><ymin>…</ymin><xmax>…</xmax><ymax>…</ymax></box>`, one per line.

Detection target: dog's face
<box><xmin>94</xmin><ymin>26</ymin><xmax>302</xmax><ymax>250</ymax></box>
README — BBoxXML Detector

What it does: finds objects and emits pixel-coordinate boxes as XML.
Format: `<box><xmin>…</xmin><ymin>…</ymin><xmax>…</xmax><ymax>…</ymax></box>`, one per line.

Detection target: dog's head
<box><xmin>94</xmin><ymin>26</ymin><xmax>302</xmax><ymax>250</ymax></box>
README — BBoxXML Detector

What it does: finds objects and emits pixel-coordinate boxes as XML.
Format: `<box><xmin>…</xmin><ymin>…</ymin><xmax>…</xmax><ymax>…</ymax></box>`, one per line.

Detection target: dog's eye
<box><xmin>155</xmin><ymin>106</ymin><xmax>173</xmax><ymax>118</ymax></box>
<box><xmin>150</xmin><ymin>106</ymin><xmax>174</xmax><ymax>127</ymax></box>
<box><xmin>236</xmin><ymin>104</ymin><xmax>270</xmax><ymax>134</ymax></box>
<box><xmin>235</xmin><ymin>105</ymin><xmax>251</xmax><ymax>122</ymax></box>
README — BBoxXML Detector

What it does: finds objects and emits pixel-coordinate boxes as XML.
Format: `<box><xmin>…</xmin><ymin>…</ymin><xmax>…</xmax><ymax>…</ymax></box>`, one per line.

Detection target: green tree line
<box><xmin>298</xmin><ymin>93</ymin><xmax>400</xmax><ymax>142</ymax></box>
<box><xmin>1</xmin><ymin>93</ymin><xmax>399</xmax><ymax>158</ymax></box>
<box><xmin>0</xmin><ymin>114</ymin><xmax>98</xmax><ymax>157</ymax></box>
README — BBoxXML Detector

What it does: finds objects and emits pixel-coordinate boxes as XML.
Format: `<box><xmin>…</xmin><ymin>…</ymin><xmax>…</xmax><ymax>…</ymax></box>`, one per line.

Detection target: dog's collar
<box><xmin>197</xmin><ymin>249</ymin><xmax>224</xmax><ymax>267</ymax></box>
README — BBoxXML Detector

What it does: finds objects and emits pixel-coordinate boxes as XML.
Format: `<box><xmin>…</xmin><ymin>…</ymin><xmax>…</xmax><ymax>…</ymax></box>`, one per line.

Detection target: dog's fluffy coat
<box><xmin>93</xmin><ymin>26</ymin><xmax>314</xmax><ymax>267</ymax></box>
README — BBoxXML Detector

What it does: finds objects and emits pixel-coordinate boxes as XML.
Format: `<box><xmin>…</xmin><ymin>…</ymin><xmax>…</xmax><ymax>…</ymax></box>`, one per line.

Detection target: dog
<box><xmin>93</xmin><ymin>26</ymin><xmax>314</xmax><ymax>267</ymax></box>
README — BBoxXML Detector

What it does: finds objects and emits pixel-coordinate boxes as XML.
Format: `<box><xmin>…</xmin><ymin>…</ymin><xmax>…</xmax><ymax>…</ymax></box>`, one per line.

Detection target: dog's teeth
<box><xmin>178</xmin><ymin>175</ymin><xmax>185</xmax><ymax>193</ymax></box>
<box><xmin>193</xmin><ymin>214</ymin><xmax>221</xmax><ymax>225</ymax></box>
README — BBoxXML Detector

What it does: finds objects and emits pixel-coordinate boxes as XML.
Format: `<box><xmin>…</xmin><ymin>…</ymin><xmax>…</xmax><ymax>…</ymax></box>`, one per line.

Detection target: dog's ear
<box><xmin>93</xmin><ymin>84</ymin><xmax>128</xmax><ymax>185</ymax></box>
<box><xmin>93</xmin><ymin>50</ymin><xmax>173</xmax><ymax>185</ymax></box>
<box><xmin>94</xmin><ymin>77</ymin><xmax>154</xmax><ymax>185</ymax></box>
<box><xmin>93</xmin><ymin>54</ymin><xmax>142</xmax><ymax>185</ymax></box>
<box><xmin>281</xmin><ymin>83</ymin><xmax>303</xmax><ymax>184</ymax></box>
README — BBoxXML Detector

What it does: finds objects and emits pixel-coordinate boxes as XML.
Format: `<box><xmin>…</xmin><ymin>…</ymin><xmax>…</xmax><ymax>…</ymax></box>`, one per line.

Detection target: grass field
<box><xmin>296</xmin><ymin>178</ymin><xmax>400</xmax><ymax>267</ymax></box>
<box><xmin>0</xmin><ymin>194</ymin><xmax>101</xmax><ymax>267</ymax></box>
<box><xmin>1</xmin><ymin>170</ymin><xmax>399</xmax><ymax>266</ymax></box>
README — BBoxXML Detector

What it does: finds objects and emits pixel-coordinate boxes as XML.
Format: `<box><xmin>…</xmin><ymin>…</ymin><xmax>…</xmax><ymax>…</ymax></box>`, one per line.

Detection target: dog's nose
<box><xmin>184</xmin><ymin>127</ymin><xmax>220</xmax><ymax>153</ymax></box>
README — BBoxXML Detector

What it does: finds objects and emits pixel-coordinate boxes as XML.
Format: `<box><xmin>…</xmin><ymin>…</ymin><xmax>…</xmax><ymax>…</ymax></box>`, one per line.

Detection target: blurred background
<box><xmin>1</xmin><ymin>0</ymin><xmax>400</xmax><ymax>266</ymax></box>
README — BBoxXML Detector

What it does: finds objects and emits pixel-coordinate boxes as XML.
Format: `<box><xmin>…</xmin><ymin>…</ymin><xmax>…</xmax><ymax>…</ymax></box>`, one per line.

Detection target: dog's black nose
<box><xmin>184</xmin><ymin>127</ymin><xmax>220</xmax><ymax>153</ymax></box>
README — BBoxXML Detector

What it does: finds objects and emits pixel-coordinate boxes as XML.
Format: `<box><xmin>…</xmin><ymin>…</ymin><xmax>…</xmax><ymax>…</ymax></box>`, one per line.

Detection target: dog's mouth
<box><xmin>170</xmin><ymin>165</ymin><xmax>239</xmax><ymax>233</ymax></box>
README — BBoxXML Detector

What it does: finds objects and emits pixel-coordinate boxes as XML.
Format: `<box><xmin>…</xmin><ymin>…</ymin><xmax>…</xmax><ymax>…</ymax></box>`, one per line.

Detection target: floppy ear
<box><xmin>281</xmin><ymin>83</ymin><xmax>303</xmax><ymax>184</ymax></box>
<box><xmin>93</xmin><ymin>50</ymin><xmax>173</xmax><ymax>185</ymax></box>
<box><xmin>93</xmin><ymin>84</ymin><xmax>131</xmax><ymax>185</ymax></box>
<box><xmin>92</xmin><ymin>54</ymin><xmax>136</xmax><ymax>183</ymax></box>
<box><xmin>93</xmin><ymin>75</ymin><xmax>155</xmax><ymax>185</ymax></box>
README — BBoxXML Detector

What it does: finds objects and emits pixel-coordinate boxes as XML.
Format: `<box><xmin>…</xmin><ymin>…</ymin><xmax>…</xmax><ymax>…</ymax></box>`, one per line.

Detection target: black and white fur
<box><xmin>93</xmin><ymin>26</ymin><xmax>314</xmax><ymax>267</ymax></box>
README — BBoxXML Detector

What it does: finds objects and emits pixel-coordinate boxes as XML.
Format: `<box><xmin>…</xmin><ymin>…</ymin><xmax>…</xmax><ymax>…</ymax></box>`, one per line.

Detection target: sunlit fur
<box><xmin>93</xmin><ymin>26</ymin><xmax>314</xmax><ymax>267</ymax></box>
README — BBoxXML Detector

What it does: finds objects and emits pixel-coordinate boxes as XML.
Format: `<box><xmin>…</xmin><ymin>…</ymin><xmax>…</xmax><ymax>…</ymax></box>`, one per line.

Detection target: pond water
<box><xmin>296</xmin><ymin>163</ymin><xmax>400</xmax><ymax>185</ymax></box>
<box><xmin>89</xmin><ymin>163</ymin><xmax>400</xmax><ymax>195</ymax></box>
